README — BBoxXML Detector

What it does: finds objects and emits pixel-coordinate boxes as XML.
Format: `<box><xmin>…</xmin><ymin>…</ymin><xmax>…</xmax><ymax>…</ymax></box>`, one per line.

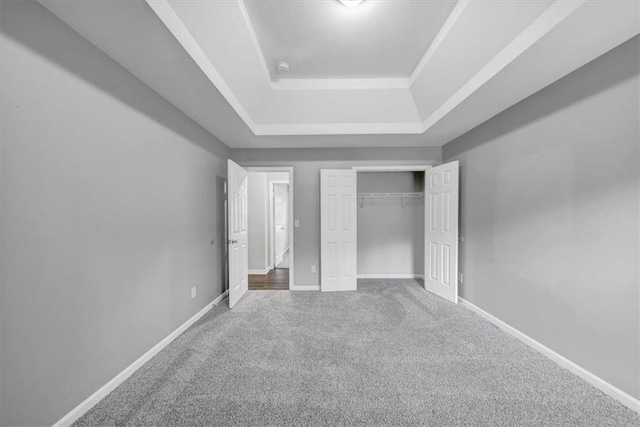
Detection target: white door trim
<box><xmin>270</xmin><ymin>180</ymin><xmax>290</xmax><ymax>269</ymax></box>
<box><xmin>353</xmin><ymin>164</ymin><xmax>433</xmax><ymax>283</ymax></box>
<box><xmin>352</xmin><ymin>165</ymin><xmax>433</xmax><ymax>172</ymax></box>
<box><xmin>243</xmin><ymin>167</ymin><xmax>296</xmax><ymax>290</ymax></box>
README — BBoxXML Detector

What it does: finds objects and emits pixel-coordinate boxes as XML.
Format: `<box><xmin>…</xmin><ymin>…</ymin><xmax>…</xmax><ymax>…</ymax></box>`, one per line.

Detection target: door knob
<box><xmin>226</xmin><ymin>239</ymin><xmax>238</xmax><ymax>244</ymax></box>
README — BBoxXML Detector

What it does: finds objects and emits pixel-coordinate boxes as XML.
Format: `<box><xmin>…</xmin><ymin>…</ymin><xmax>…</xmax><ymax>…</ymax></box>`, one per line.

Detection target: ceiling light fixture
<box><xmin>338</xmin><ymin>0</ymin><xmax>365</xmax><ymax>7</ymax></box>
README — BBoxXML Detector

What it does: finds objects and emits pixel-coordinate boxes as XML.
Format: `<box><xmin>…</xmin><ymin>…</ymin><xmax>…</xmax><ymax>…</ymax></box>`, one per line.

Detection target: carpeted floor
<box><xmin>75</xmin><ymin>280</ymin><xmax>639</xmax><ymax>426</ymax></box>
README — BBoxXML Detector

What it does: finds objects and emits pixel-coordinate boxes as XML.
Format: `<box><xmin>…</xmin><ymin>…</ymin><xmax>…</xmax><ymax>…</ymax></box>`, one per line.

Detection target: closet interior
<box><xmin>356</xmin><ymin>171</ymin><xmax>425</xmax><ymax>279</ymax></box>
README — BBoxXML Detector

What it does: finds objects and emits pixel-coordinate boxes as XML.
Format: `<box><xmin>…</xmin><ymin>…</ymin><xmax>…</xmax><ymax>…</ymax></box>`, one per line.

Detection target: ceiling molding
<box><xmin>237</xmin><ymin>0</ymin><xmax>275</xmax><ymax>89</ymax></box>
<box><xmin>253</xmin><ymin>121</ymin><xmax>424</xmax><ymax>136</ymax></box>
<box><xmin>146</xmin><ymin>0</ymin><xmax>627</xmax><ymax>137</ymax></box>
<box><xmin>240</xmin><ymin>0</ymin><xmax>462</xmax><ymax>91</ymax></box>
<box><xmin>146</xmin><ymin>0</ymin><xmax>260</xmax><ymax>135</ymax></box>
<box><xmin>147</xmin><ymin>0</ymin><xmax>424</xmax><ymax>135</ymax></box>
<box><xmin>39</xmin><ymin>0</ymin><xmax>639</xmax><ymax>147</ymax></box>
<box><xmin>271</xmin><ymin>78</ymin><xmax>409</xmax><ymax>91</ymax></box>
<box><xmin>408</xmin><ymin>0</ymin><xmax>470</xmax><ymax>86</ymax></box>
<box><xmin>420</xmin><ymin>0</ymin><xmax>586</xmax><ymax>132</ymax></box>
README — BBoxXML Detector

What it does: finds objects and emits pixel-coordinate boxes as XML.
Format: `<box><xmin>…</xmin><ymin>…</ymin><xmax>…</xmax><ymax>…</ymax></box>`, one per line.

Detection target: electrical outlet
<box><xmin>191</xmin><ymin>287</ymin><xmax>197</xmax><ymax>299</ymax></box>
<box><xmin>458</xmin><ymin>273</ymin><xmax>464</xmax><ymax>284</ymax></box>
<box><xmin>311</xmin><ymin>265</ymin><xmax>317</xmax><ymax>274</ymax></box>
<box><xmin>294</xmin><ymin>220</ymin><xmax>300</xmax><ymax>228</ymax></box>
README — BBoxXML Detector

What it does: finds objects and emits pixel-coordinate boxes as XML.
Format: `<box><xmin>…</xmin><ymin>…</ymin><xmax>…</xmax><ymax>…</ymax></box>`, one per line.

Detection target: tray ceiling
<box><xmin>243</xmin><ymin>0</ymin><xmax>458</xmax><ymax>80</ymax></box>
<box><xmin>38</xmin><ymin>0</ymin><xmax>640</xmax><ymax>148</ymax></box>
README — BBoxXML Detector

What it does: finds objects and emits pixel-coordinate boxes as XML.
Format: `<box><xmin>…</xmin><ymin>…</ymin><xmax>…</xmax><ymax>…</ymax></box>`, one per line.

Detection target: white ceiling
<box><xmin>38</xmin><ymin>0</ymin><xmax>640</xmax><ymax>148</ymax></box>
<box><xmin>243</xmin><ymin>0</ymin><xmax>458</xmax><ymax>80</ymax></box>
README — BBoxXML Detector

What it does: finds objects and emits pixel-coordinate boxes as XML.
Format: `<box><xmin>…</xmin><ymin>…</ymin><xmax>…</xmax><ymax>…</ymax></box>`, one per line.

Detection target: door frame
<box><xmin>244</xmin><ymin>167</ymin><xmax>295</xmax><ymax>291</ymax></box>
<box><xmin>352</xmin><ymin>164</ymin><xmax>433</xmax><ymax>284</ymax></box>
<box><xmin>269</xmin><ymin>180</ymin><xmax>290</xmax><ymax>270</ymax></box>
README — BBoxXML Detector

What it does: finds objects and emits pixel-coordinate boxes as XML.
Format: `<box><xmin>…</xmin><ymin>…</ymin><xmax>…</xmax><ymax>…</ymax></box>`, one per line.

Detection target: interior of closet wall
<box><xmin>357</xmin><ymin>172</ymin><xmax>425</xmax><ymax>277</ymax></box>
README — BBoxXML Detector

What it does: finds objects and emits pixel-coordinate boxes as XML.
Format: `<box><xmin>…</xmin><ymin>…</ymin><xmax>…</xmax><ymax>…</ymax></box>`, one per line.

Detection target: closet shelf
<box><xmin>357</xmin><ymin>192</ymin><xmax>424</xmax><ymax>208</ymax></box>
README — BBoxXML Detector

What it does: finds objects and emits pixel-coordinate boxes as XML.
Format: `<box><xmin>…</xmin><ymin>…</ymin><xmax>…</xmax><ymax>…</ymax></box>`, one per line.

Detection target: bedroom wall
<box><xmin>0</xmin><ymin>1</ymin><xmax>230</xmax><ymax>424</ymax></box>
<box><xmin>443</xmin><ymin>36</ymin><xmax>639</xmax><ymax>399</ymax></box>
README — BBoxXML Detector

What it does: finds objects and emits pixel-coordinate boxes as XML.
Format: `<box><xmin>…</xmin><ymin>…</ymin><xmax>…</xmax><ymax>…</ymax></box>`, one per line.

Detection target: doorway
<box><xmin>356</xmin><ymin>170</ymin><xmax>425</xmax><ymax>280</ymax></box>
<box><xmin>319</xmin><ymin>163</ymin><xmax>460</xmax><ymax>303</ymax></box>
<box><xmin>245</xmin><ymin>168</ymin><xmax>294</xmax><ymax>291</ymax></box>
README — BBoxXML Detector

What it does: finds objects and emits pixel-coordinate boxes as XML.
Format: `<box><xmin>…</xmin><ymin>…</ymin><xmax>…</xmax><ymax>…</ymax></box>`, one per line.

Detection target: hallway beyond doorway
<box><xmin>249</xmin><ymin>250</ymin><xmax>289</xmax><ymax>290</ymax></box>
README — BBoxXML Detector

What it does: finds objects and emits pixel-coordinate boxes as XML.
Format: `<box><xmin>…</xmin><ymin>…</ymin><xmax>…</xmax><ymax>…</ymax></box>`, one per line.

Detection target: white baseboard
<box><xmin>53</xmin><ymin>290</ymin><xmax>229</xmax><ymax>427</ymax></box>
<box><xmin>357</xmin><ymin>274</ymin><xmax>424</xmax><ymax>279</ymax></box>
<box><xmin>290</xmin><ymin>284</ymin><xmax>320</xmax><ymax>291</ymax></box>
<box><xmin>459</xmin><ymin>298</ymin><xmax>640</xmax><ymax>414</ymax></box>
<box><xmin>248</xmin><ymin>267</ymin><xmax>271</xmax><ymax>275</ymax></box>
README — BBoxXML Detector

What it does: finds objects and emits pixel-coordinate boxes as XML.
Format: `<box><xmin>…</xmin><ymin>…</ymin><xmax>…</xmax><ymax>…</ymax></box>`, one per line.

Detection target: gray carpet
<box><xmin>75</xmin><ymin>280</ymin><xmax>639</xmax><ymax>426</ymax></box>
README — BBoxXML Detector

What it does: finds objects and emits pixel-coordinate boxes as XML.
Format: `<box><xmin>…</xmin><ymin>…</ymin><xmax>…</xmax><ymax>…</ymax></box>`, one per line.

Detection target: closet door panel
<box><xmin>425</xmin><ymin>161</ymin><xmax>459</xmax><ymax>303</ymax></box>
<box><xmin>321</xmin><ymin>169</ymin><xmax>357</xmax><ymax>292</ymax></box>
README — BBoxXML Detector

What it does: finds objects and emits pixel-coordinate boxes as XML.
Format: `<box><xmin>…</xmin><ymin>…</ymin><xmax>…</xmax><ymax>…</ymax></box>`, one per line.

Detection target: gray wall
<box><xmin>443</xmin><ymin>36</ymin><xmax>639</xmax><ymax>399</ymax></box>
<box><xmin>357</xmin><ymin>172</ymin><xmax>424</xmax><ymax>276</ymax></box>
<box><xmin>232</xmin><ymin>148</ymin><xmax>441</xmax><ymax>286</ymax></box>
<box><xmin>0</xmin><ymin>1</ymin><xmax>230</xmax><ymax>425</ymax></box>
<box><xmin>247</xmin><ymin>172</ymin><xmax>269</xmax><ymax>271</ymax></box>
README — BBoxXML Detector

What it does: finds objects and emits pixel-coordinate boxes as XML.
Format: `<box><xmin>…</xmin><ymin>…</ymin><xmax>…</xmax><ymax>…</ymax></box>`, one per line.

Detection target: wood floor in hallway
<box><xmin>248</xmin><ymin>268</ymin><xmax>289</xmax><ymax>290</ymax></box>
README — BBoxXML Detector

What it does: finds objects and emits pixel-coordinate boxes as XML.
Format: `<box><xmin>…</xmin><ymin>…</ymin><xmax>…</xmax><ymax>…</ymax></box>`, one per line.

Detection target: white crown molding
<box><xmin>237</xmin><ymin>0</ymin><xmax>275</xmax><ymax>88</ymax></box>
<box><xmin>408</xmin><ymin>0</ymin><xmax>470</xmax><ymax>86</ymax></box>
<box><xmin>147</xmin><ymin>0</ymin><xmax>589</xmax><ymax>138</ymax></box>
<box><xmin>253</xmin><ymin>121</ymin><xmax>424</xmax><ymax>136</ymax></box>
<box><xmin>240</xmin><ymin>0</ymin><xmax>467</xmax><ymax>91</ymax></box>
<box><xmin>271</xmin><ymin>78</ymin><xmax>410</xmax><ymax>91</ymax></box>
<box><xmin>420</xmin><ymin>0</ymin><xmax>586</xmax><ymax>132</ymax></box>
<box><xmin>146</xmin><ymin>0</ymin><xmax>424</xmax><ymax>135</ymax></box>
<box><xmin>146</xmin><ymin>0</ymin><xmax>260</xmax><ymax>134</ymax></box>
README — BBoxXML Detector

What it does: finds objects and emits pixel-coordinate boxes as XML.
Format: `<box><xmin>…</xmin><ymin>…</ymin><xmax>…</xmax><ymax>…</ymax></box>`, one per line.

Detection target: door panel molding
<box><xmin>321</xmin><ymin>169</ymin><xmax>357</xmax><ymax>292</ymax></box>
<box><xmin>424</xmin><ymin>161</ymin><xmax>459</xmax><ymax>303</ymax></box>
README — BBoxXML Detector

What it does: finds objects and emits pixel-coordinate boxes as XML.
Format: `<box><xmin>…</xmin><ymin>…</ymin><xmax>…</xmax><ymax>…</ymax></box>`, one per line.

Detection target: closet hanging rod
<box><xmin>357</xmin><ymin>192</ymin><xmax>424</xmax><ymax>209</ymax></box>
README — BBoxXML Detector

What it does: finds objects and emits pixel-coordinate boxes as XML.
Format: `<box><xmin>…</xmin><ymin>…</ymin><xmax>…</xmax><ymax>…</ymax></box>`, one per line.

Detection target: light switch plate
<box><xmin>294</xmin><ymin>220</ymin><xmax>300</xmax><ymax>228</ymax></box>
<box><xmin>311</xmin><ymin>265</ymin><xmax>317</xmax><ymax>274</ymax></box>
<box><xmin>191</xmin><ymin>287</ymin><xmax>197</xmax><ymax>299</ymax></box>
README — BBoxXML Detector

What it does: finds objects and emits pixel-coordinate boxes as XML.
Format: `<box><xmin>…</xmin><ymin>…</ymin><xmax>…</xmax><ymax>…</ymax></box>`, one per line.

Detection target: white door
<box><xmin>320</xmin><ymin>169</ymin><xmax>357</xmax><ymax>292</ymax></box>
<box><xmin>227</xmin><ymin>160</ymin><xmax>249</xmax><ymax>308</ymax></box>
<box><xmin>425</xmin><ymin>161</ymin><xmax>459</xmax><ymax>303</ymax></box>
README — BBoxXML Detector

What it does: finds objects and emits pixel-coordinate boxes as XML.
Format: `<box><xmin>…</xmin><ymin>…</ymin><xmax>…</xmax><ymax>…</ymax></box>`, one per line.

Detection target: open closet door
<box><xmin>227</xmin><ymin>160</ymin><xmax>248</xmax><ymax>308</ymax></box>
<box><xmin>320</xmin><ymin>169</ymin><xmax>357</xmax><ymax>292</ymax></box>
<box><xmin>425</xmin><ymin>161</ymin><xmax>459</xmax><ymax>303</ymax></box>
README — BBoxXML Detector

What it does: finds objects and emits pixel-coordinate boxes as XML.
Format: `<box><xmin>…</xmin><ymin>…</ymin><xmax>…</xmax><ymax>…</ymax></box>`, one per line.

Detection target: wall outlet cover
<box><xmin>458</xmin><ymin>273</ymin><xmax>464</xmax><ymax>284</ymax></box>
<box><xmin>311</xmin><ymin>265</ymin><xmax>317</xmax><ymax>274</ymax></box>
